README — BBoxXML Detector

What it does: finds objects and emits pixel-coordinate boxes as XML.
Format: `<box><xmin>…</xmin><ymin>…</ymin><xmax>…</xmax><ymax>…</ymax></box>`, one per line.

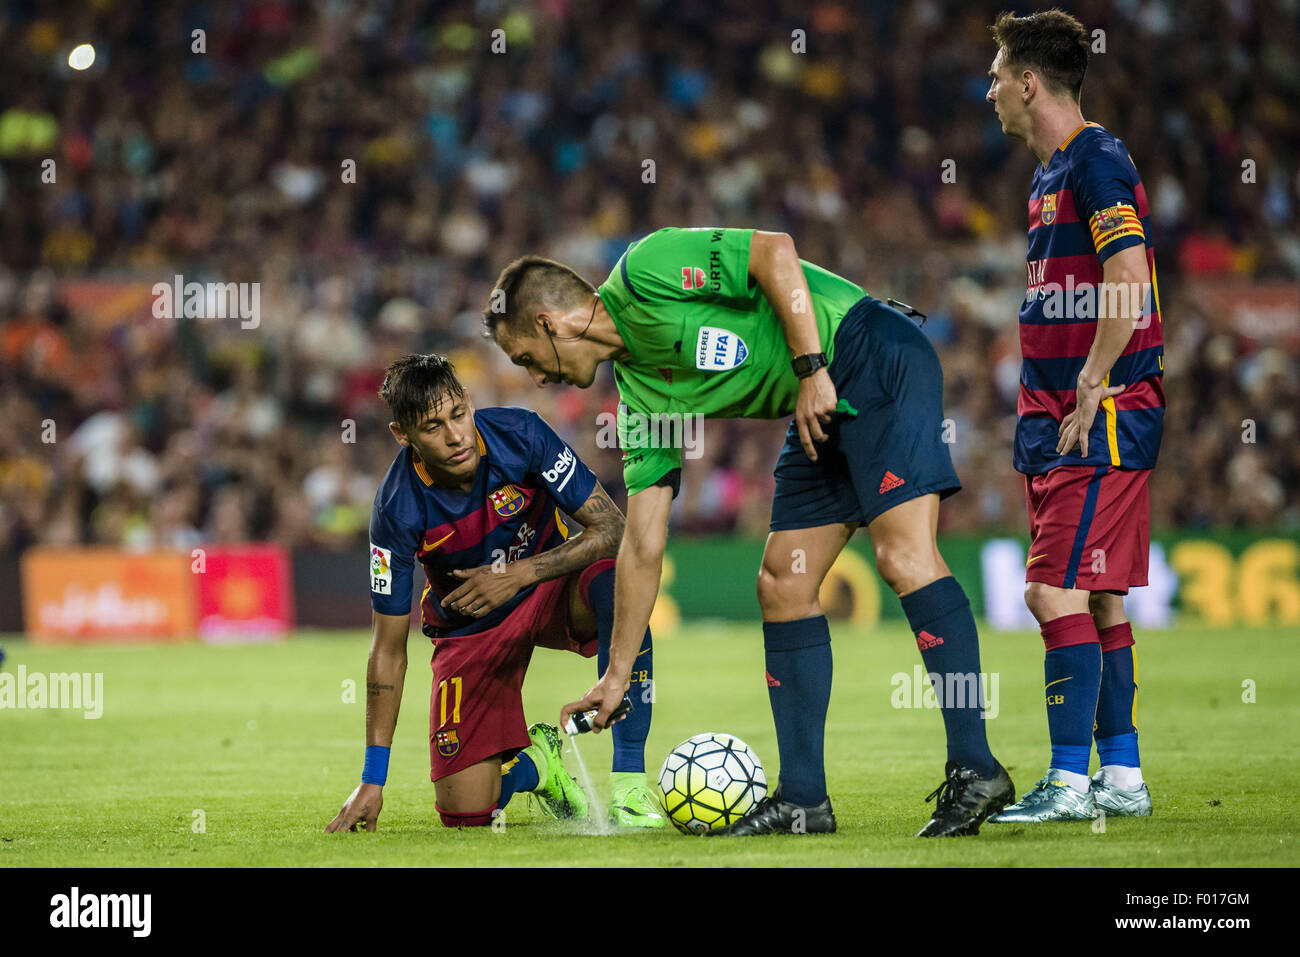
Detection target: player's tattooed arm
<box><xmin>365</xmin><ymin>610</ymin><xmax>410</xmax><ymax>744</ymax></box>
<box><xmin>519</xmin><ymin>482</ymin><xmax>625</xmax><ymax>586</ymax></box>
<box><xmin>326</xmin><ymin>610</ymin><xmax>409</xmax><ymax>833</ymax></box>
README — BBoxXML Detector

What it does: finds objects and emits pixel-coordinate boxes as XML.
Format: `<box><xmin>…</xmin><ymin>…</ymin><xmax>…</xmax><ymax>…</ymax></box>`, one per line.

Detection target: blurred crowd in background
<box><xmin>1</xmin><ymin>0</ymin><xmax>1297</xmax><ymax>556</ymax></box>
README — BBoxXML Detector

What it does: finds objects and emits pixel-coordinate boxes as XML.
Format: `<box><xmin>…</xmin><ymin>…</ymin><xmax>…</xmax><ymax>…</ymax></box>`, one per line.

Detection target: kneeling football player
<box><xmin>325</xmin><ymin>354</ymin><xmax>663</xmax><ymax>832</ymax></box>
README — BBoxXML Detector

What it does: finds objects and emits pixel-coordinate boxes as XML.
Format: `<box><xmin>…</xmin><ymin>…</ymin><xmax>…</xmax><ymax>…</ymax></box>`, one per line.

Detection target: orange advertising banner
<box><xmin>21</xmin><ymin>548</ymin><xmax>197</xmax><ymax>643</ymax></box>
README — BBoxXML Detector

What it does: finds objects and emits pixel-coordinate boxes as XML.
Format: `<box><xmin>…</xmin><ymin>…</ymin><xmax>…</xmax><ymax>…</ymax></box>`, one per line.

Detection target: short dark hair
<box><xmin>482</xmin><ymin>255</ymin><xmax>594</xmax><ymax>341</ymax></box>
<box><xmin>379</xmin><ymin>354</ymin><xmax>465</xmax><ymax>431</ymax></box>
<box><xmin>990</xmin><ymin>9</ymin><xmax>1090</xmax><ymax>102</ymax></box>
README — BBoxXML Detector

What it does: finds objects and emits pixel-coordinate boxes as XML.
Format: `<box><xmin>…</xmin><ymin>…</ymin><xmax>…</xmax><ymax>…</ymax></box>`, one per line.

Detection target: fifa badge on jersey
<box><xmin>1040</xmin><ymin>192</ymin><xmax>1058</xmax><ymax>225</ymax></box>
<box><xmin>436</xmin><ymin>728</ymin><xmax>460</xmax><ymax>758</ymax></box>
<box><xmin>489</xmin><ymin>484</ymin><xmax>524</xmax><ymax>517</ymax></box>
<box><xmin>369</xmin><ymin>543</ymin><xmax>392</xmax><ymax>595</ymax></box>
<box><xmin>695</xmin><ymin>326</ymin><xmax>749</xmax><ymax>371</ymax></box>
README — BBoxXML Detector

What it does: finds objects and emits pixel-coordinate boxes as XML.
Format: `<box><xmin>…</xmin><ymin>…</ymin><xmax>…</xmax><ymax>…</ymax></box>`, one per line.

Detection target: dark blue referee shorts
<box><xmin>769</xmin><ymin>295</ymin><xmax>961</xmax><ymax>532</ymax></box>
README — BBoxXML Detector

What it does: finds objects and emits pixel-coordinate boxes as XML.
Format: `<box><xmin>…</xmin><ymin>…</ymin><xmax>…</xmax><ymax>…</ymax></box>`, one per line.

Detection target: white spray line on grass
<box><xmin>566</xmin><ymin>732</ymin><xmax>611</xmax><ymax>835</ymax></box>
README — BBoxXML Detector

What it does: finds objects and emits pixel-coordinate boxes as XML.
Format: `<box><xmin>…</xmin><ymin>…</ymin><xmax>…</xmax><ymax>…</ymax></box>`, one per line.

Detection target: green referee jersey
<box><xmin>595</xmin><ymin>226</ymin><xmax>866</xmax><ymax>494</ymax></box>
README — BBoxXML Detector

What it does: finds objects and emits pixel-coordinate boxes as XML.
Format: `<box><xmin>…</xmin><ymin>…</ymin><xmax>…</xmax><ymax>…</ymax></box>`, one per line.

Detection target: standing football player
<box><xmin>325</xmin><ymin>354</ymin><xmax>664</xmax><ymax>833</ymax></box>
<box><xmin>483</xmin><ymin>231</ymin><xmax>1015</xmax><ymax>837</ymax></box>
<box><xmin>983</xmin><ymin>10</ymin><xmax>1162</xmax><ymax>823</ymax></box>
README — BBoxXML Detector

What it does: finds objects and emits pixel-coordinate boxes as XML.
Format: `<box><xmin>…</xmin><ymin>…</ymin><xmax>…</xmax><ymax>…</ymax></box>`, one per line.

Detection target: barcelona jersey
<box><xmin>1016</xmin><ymin>122</ymin><xmax>1164</xmax><ymax>474</ymax></box>
<box><xmin>367</xmin><ymin>407</ymin><xmax>598</xmax><ymax>639</ymax></box>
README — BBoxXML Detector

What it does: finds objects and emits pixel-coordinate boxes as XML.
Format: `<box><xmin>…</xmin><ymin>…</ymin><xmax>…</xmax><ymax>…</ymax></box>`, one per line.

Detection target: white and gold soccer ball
<box><xmin>657</xmin><ymin>732</ymin><xmax>767</xmax><ymax>835</ymax></box>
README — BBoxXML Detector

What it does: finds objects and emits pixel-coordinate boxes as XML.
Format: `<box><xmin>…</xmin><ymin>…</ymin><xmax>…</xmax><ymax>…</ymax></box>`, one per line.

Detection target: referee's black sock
<box><xmin>763</xmin><ymin>616</ymin><xmax>832</xmax><ymax>806</ymax></box>
<box><xmin>900</xmin><ymin>576</ymin><xmax>997</xmax><ymax>779</ymax></box>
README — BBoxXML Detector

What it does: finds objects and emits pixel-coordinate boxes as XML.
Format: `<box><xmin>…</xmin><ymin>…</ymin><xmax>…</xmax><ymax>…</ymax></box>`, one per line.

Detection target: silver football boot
<box><xmin>987</xmin><ymin>769</ymin><xmax>1095</xmax><ymax>823</ymax></box>
<box><xmin>1090</xmin><ymin>770</ymin><xmax>1152</xmax><ymax>817</ymax></box>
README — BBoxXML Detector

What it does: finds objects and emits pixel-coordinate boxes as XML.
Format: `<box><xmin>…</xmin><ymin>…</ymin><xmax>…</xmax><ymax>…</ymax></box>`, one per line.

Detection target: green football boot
<box><xmin>526</xmin><ymin>723</ymin><xmax>589</xmax><ymax>820</ymax></box>
<box><xmin>608</xmin><ymin>772</ymin><xmax>667</xmax><ymax>829</ymax></box>
<box><xmin>1090</xmin><ymin>770</ymin><xmax>1153</xmax><ymax>817</ymax></box>
<box><xmin>987</xmin><ymin>769</ymin><xmax>1095</xmax><ymax>823</ymax></box>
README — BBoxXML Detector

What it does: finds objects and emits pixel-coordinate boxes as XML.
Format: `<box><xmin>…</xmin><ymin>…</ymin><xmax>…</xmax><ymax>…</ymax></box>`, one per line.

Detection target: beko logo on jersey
<box><xmin>370</xmin><ymin>543</ymin><xmax>392</xmax><ymax>595</ymax></box>
<box><xmin>695</xmin><ymin>326</ymin><xmax>748</xmax><ymax>370</ymax></box>
<box><xmin>543</xmin><ymin>446</ymin><xmax>576</xmax><ymax>491</ymax></box>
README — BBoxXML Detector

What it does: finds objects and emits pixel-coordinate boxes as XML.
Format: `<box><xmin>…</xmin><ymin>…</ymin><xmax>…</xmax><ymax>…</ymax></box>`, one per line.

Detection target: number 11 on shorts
<box><xmin>438</xmin><ymin>676</ymin><xmax>462</xmax><ymax>725</ymax></box>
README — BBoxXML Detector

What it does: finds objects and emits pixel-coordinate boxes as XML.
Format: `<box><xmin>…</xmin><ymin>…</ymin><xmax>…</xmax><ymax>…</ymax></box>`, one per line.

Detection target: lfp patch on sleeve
<box><xmin>369</xmin><ymin>543</ymin><xmax>392</xmax><ymax>594</ymax></box>
<box><xmin>695</xmin><ymin>326</ymin><xmax>749</xmax><ymax>370</ymax></box>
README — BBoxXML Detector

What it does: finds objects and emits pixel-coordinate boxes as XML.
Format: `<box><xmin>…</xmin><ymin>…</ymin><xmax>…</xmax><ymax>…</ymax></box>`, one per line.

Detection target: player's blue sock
<box><xmin>1041</xmin><ymin>613</ymin><xmax>1102</xmax><ymax>778</ymax></box>
<box><xmin>1095</xmin><ymin>622</ymin><xmax>1140</xmax><ymax>768</ymax></box>
<box><xmin>899</xmin><ymin>577</ymin><xmax>997</xmax><ymax>778</ymax></box>
<box><xmin>763</xmin><ymin>616</ymin><xmax>831</xmax><ymax>806</ymax></box>
<box><xmin>498</xmin><ymin>751</ymin><xmax>540</xmax><ymax>809</ymax></box>
<box><xmin>589</xmin><ymin>566</ymin><xmax>652</xmax><ymax>774</ymax></box>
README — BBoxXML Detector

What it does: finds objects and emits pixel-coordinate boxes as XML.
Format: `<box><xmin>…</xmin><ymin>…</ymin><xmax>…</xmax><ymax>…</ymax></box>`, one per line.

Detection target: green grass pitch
<box><xmin>1</xmin><ymin>622</ymin><xmax>1296</xmax><ymax>867</ymax></box>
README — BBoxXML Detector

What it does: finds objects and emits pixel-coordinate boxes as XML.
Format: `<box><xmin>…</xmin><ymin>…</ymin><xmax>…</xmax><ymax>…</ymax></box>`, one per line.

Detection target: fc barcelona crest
<box><xmin>1099</xmin><ymin>208</ymin><xmax>1125</xmax><ymax>231</ymax></box>
<box><xmin>489</xmin><ymin>484</ymin><xmax>524</xmax><ymax>517</ymax></box>
<box><xmin>436</xmin><ymin>728</ymin><xmax>460</xmax><ymax>758</ymax></box>
<box><xmin>1041</xmin><ymin>192</ymin><xmax>1058</xmax><ymax>225</ymax></box>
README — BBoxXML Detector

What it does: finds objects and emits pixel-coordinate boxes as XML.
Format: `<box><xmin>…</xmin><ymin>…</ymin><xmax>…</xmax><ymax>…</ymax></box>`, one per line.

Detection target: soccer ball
<box><xmin>657</xmin><ymin>732</ymin><xmax>767</xmax><ymax>835</ymax></box>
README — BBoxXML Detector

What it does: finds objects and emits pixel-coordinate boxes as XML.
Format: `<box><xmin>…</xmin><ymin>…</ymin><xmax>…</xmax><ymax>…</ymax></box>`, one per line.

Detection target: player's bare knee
<box><xmin>1024</xmin><ymin>581</ymin><xmax>1050</xmax><ymax>622</ymax></box>
<box><xmin>873</xmin><ymin>541</ymin><xmax>939</xmax><ymax>597</ymax></box>
<box><xmin>1025</xmin><ymin>581</ymin><xmax>1080</xmax><ymax>624</ymax></box>
<box><xmin>756</xmin><ymin>565</ymin><xmax>817</xmax><ymax>620</ymax></box>
<box><xmin>434</xmin><ymin>785</ymin><xmax>496</xmax><ymax>823</ymax></box>
<box><xmin>433</xmin><ymin>759</ymin><xmax>501</xmax><ymax>823</ymax></box>
<box><xmin>437</xmin><ymin>805</ymin><xmax>497</xmax><ymax>828</ymax></box>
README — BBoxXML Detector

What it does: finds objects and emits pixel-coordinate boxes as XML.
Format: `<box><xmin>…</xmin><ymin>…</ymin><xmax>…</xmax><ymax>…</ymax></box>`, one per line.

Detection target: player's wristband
<box><xmin>361</xmin><ymin>745</ymin><xmax>390</xmax><ymax>786</ymax></box>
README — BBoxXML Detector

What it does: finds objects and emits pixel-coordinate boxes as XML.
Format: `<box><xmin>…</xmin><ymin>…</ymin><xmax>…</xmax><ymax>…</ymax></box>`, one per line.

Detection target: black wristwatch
<box><xmin>791</xmin><ymin>352</ymin><xmax>828</xmax><ymax>378</ymax></box>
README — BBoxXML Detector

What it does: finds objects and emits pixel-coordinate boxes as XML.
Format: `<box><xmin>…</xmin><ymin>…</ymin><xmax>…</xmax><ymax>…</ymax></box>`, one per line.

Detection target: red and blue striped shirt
<box><xmin>368</xmin><ymin>407</ymin><xmax>597</xmax><ymax>638</ymax></box>
<box><xmin>1015</xmin><ymin>122</ymin><xmax>1165</xmax><ymax>474</ymax></box>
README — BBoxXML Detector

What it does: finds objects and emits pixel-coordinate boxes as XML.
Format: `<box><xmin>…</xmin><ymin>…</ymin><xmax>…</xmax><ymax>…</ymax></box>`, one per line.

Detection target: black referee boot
<box><xmin>707</xmin><ymin>785</ymin><xmax>837</xmax><ymax>837</ymax></box>
<box><xmin>915</xmin><ymin>760</ymin><xmax>1015</xmax><ymax>837</ymax></box>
